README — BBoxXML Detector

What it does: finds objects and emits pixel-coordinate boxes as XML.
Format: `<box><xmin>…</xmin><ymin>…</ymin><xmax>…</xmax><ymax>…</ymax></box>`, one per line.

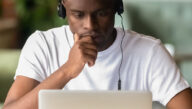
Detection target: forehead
<box><xmin>65</xmin><ymin>0</ymin><xmax>115</xmax><ymax>10</ymax></box>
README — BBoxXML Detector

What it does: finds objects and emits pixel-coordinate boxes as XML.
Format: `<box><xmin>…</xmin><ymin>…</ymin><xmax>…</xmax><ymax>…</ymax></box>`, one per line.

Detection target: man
<box><xmin>3</xmin><ymin>0</ymin><xmax>192</xmax><ymax>109</ymax></box>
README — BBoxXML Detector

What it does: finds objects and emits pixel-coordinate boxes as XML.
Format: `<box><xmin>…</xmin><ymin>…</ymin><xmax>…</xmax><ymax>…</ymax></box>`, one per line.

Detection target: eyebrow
<box><xmin>69</xmin><ymin>8</ymin><xmax>109</xmax><ymax>13</ymax></box>
<box><xmin>70</xmin><ymin>9</ymin><xmax>83</xmax><ymax>12</ymax></box>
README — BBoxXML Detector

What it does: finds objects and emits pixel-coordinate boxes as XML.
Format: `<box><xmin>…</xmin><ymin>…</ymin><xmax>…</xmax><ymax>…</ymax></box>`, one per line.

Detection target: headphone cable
<box><xmin>64</xmin><ymin>15</ymin><xmax>125</xmax><ymax>91</ymax></box>
<box><xmin>118</xmin><ymin>14</ymin><xmax>125</xmax><ymax>90</ymax></box>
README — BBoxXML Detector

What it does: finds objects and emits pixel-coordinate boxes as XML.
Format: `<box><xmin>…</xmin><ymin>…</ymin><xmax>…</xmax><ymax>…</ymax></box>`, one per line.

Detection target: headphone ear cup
<box><xmin>58</xmin><ymin>3</ymin><xmax>66</xmax><ymax>18</ymax></box>
<box><xmin>117</xmin><ymin>0</ymin><xmax>124</xmax><ymax>15</ymax></box>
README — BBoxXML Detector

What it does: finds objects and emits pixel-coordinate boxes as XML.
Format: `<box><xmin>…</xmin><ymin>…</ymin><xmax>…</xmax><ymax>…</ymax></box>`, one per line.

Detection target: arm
<box><xmin>3</xmin><ymin>34</ymin><xmax>97</xmax><ymax>109</ymax></box>
<box><xmin>166</xmin><ymin>88</ymin><xmax>192</xmax><ymax>109</ymax></box>
<box><xmin>3</xmin><ymin>63</ymin><xmax>74</xmax><ymax>109</ymax></box>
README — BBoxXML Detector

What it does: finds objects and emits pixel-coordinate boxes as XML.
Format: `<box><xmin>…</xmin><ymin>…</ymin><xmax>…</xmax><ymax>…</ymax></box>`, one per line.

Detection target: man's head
<box><xmin>60</xmin><ymin>0</ymin><xmax>124</xmax><ymax>51</ymax></box>
<box><xmin>58</xmin><ymin>0</ymin><xmax>124</xmax><ymax>18</ymax></box>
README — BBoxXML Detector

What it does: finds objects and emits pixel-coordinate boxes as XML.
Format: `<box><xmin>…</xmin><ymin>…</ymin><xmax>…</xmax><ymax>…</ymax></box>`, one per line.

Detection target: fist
<box><xmin>65</xmin><ymin>34</ymin><xmax>98</xmax><ymax>78</ymax></box>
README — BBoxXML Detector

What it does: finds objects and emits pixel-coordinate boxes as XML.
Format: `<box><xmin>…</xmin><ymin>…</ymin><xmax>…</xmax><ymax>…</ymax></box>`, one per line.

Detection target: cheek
<box><xmin>67</xmin><ymin>16</ymin><xmax>82</xmax><ymax>34</ymax></box>
<box><xmin>100</xmin><ymin>17</ymin><xmax>115</xmax><ymax>34</ymax></box>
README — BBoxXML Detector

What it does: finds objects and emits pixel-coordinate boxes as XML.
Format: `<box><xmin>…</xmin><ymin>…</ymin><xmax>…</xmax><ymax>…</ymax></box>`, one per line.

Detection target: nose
<box><xmin>83</xmin><ymin>16</ymin><xmax>97</xmax><ymax>31</ymax></box>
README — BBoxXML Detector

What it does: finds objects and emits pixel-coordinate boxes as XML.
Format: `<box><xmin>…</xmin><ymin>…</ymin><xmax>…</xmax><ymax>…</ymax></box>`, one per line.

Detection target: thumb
<box><xmin>74</xmin><ymin>34</ymin><xmax>80</xmax><ymax>43</ymax></box>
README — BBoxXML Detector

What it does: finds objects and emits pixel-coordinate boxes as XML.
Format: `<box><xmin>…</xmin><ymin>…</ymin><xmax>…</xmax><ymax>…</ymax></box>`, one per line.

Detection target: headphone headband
<box><xmin>117</xmin><ymin>0</ymin><xmax>124</xmax><ymax>15</ymax></box>
<box><xmin>58</xmin><ymin>0</ymin><xmax>124</xmax><ymax>19</ymax></box>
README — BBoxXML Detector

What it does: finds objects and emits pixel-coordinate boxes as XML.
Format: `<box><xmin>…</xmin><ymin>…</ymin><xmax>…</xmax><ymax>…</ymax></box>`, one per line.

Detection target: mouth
<box><xmin>79</xmin><ymin>33</ymin><xmax>103</xmax><ymax>42</ymax></box>
<box><xmin>92</xmin><ymin>36</ymin><xmax>102</xmax><ymax>43</ymax></box>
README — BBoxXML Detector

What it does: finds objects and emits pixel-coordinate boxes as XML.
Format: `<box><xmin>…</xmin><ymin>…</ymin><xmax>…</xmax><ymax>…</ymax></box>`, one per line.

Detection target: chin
<box><xmin>96</xmin><ymin>45</ymin><xmax>105</xmax><ymax>52</ymax></box>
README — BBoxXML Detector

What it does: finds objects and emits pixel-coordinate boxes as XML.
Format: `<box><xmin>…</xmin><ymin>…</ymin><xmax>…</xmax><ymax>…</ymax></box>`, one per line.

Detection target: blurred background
<box><xmin>0</xmin><ymin>0</ymin><xmax>192</xmax><ymax>108</ymax></box>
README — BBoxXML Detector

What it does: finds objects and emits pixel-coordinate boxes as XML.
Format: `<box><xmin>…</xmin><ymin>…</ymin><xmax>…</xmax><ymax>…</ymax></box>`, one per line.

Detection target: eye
<box><xmin>72</xmin><ymin>12</ymin><xmax>84</xmax><ymax>19</ymax></box>
<box><xmin>97</xmin><ymin>10</ymin><xmax>109</xmax><ymax>17</ymax></box>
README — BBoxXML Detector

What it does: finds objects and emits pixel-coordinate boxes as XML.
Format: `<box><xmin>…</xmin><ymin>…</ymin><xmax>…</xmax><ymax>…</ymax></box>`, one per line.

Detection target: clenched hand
<box><xmin>65</xmin><ymin>34</ymin><xmax>98</xmax><ymax>78</ymax></box>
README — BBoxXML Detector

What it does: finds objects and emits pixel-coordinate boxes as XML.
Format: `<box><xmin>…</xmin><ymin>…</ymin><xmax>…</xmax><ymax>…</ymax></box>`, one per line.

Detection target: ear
<box><xmin>61</xmin><ymin>0</ymin><xmax>66</xmax><ymax>8</ymax></box>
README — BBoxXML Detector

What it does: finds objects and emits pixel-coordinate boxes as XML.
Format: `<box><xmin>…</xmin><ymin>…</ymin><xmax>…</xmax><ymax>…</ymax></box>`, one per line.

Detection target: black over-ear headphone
<box><xmin>57</xmin><ymin>0</ymin><xmax>124</xmax><ymax>19</ymax></box>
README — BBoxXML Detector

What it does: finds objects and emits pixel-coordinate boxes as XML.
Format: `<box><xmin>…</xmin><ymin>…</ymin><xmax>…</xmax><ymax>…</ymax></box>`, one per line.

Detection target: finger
<box><xmin>74</xmin><ymin>34</ymin><xmax>80</xmax><ymax>43</ymax></box>
<box><xmin>79</xmin><ymin>37</ymin><xmax>97</xmax><ymax>50</ymax></box>
<box><xmin>88</xmin><ymin>62</ymin><xmax>93</xmax><ymax>67</ymax></box>
<box><xmin>87</xmin><ymin>58</ymin><xmax>95</xmax><ymax>67</ymax></box>
<box><xmin>81</xmin><ymin>43</ymin><xmax>97</xmax><ymax>51</ymax></box>
<box><xmin>83</xmin><ymin>53</ymin><xmax>97</xmax><ymax>67</ymax></box>
<box><xmin>83</xmin><ymin>48</ymin><xmax>98</xmax><ymax>57</ymax></box>
<box><xmin>80</xmin><ymin>36</ymin><xmax>94</xmax><ymax>44</ymax></box>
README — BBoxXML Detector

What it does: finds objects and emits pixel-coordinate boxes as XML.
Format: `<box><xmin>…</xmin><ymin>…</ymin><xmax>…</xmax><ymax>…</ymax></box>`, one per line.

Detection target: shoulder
<box><xmin>116</xmin><ymin>28</ymin><xmax>163</xmax><ymax>54</ymax></box>
<box><xmin>29</xmin><ymin>25</ymin><xmax>69</xmax><ymax>41</ymax></box>
<box><xmin>24</xmin><ymin>25</ymin><xmax>71</xmax><ymax>48</ymax></box>
<box><xmin>126</xmin><ymin>29</ymin><xmax>161</xmax><ymax>47</ymax></box>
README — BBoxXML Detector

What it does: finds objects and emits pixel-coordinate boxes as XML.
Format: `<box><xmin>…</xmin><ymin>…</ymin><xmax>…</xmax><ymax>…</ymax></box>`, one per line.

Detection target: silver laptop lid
<box><xmin>39</xmin><ymin>90</ymin><xmax>152</xmax><ymax>109</ymax></box>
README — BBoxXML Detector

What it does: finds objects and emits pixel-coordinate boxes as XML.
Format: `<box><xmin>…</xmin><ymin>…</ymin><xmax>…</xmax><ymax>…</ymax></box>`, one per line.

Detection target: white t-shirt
<box><xmin>14</xmin><ymin>25</ymin><xmax>189</xmax><ymax>106</ymax></box>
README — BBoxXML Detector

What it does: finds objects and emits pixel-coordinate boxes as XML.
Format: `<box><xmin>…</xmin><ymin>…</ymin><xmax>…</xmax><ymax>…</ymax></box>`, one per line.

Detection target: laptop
<box><xmin>39</xmin><ymin>90</ymin><xmax>152</xmax><ymax>109</ymax></box>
